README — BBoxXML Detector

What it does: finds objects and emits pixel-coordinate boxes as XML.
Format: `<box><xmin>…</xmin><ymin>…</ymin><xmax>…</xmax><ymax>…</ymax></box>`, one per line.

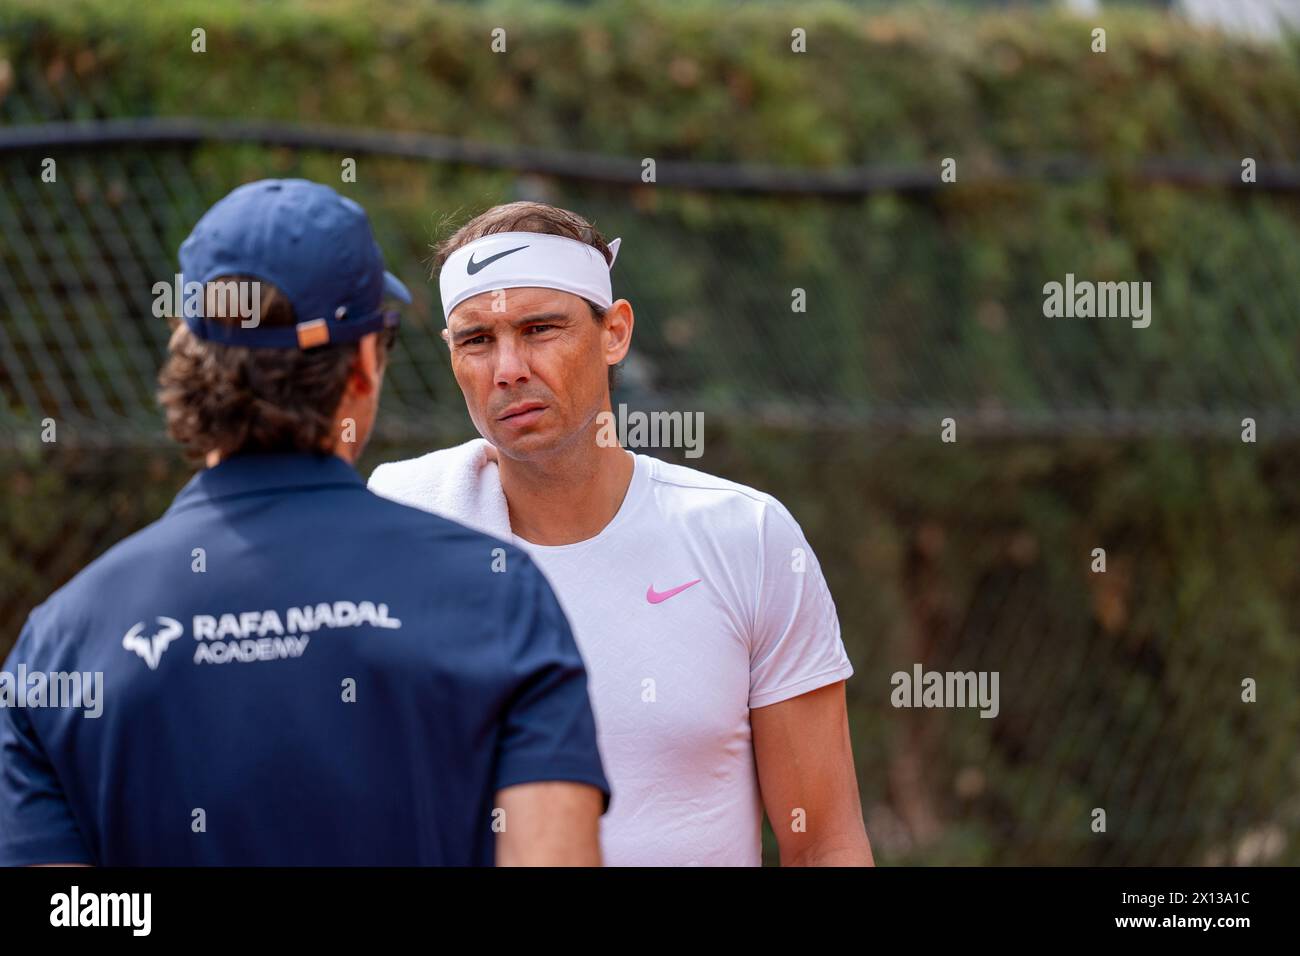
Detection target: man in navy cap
<box><xmin>0</xmin><ymin>179</ymin><xmax>609</xmax><ymax>866</ymax></box>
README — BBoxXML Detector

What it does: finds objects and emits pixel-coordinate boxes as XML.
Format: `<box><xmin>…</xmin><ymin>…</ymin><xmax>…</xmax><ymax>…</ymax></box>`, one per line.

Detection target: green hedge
<box><xmin>2</xmin><ymin>0</ymin><xmax>1298</xmax><ymax>864</ymax></box>
<box><xmin>4</xmin><ymin>0</ymin><xmax>1298</xmax><ymax>420</ymax></box>
<box><xmin>5</xmin><ymin>0</ymin><xmax>1298</xmax><ymax>161</ymax></box>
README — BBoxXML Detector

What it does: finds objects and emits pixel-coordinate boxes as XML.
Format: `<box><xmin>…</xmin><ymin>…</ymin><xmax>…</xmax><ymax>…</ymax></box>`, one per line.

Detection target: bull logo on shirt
<box><xmin>122</xmin><ymin>617</ymin><xmax>184</xmax><ymax>670</ymax></box>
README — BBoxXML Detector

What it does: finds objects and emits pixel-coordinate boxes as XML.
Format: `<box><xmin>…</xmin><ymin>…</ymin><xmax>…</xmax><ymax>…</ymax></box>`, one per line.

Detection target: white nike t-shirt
<box><xmin>510</xmin><ymin>453</ymin><xmax>852</xmax><ymax>866</ymax></box>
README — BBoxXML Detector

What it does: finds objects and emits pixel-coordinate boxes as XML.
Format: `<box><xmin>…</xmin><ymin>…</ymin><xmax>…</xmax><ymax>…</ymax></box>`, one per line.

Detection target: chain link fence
<box><xmin>5</xmin><ymin>136</ymin><xmax>1300</xmax><ymax>448</ymax></box>
<box><xmin>3</xmin><ymin>63</ymin><xmax>1299</xmax><ymax>863</ymax></box>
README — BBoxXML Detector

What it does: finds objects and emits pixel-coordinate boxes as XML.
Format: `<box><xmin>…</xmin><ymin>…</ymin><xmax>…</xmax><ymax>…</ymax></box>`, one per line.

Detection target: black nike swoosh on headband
<box><xmin>466</xmin><ymin>245</ymin><xmax>530</xmax><ymax>275</ymax></box>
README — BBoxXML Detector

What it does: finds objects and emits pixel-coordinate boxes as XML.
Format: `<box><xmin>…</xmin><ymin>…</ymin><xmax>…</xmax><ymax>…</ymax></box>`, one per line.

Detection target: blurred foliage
<box><xmin>3</xmin><ymin>0</ymin><xmax>1299</xmax><ymax>423</ymax></box>
<box><xmin>4</xmin><ymin>0</ymin><xmax>1298</xmax><ymax>161</ymax></box>
<box><xmin>1</xmin><ymin>0</ymin><xmax>1298</xmax><ymax>865</ymax></box>
<box><xmin>711</xmin><ymin>429</ymin><xmax>1300</xmax><ymax>864</ymax></box>
<box><xmin>4</xmin><ymin>432</ymin><xmax>1296</xmax><ymax>865</ymax></box>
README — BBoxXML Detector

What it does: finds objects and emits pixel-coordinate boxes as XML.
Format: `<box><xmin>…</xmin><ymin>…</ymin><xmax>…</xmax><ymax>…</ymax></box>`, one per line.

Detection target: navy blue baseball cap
<box><xmin>178</xmin><ymin>178</ymin><xmax>411</xmax><ymax>349</ymax></box>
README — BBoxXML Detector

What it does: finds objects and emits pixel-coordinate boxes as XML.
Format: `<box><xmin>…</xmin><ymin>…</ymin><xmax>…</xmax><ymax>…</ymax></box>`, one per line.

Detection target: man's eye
<box><xmin>463</xmin><ymin>335</ymin><xmax>488</xmax><ymax>346</ymax></box>
<box><xmin>526</xmin><ymin>324</ymin><xmax>555</xmax><ymax>334</ymax></box>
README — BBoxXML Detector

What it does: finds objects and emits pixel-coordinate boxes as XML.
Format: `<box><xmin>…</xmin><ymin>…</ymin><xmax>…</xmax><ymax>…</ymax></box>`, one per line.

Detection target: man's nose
<box><xmin>493</xmin><ymin>338</ymin><xmax>530</xmax><ymax>386</ymax></box>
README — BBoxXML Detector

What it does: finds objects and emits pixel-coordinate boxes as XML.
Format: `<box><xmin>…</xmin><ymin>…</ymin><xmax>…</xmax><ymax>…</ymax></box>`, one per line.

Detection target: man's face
<box><xmin>444</xmin><ymin>287</ymin><xmax>625</xmax><ymax>460</ymax></box>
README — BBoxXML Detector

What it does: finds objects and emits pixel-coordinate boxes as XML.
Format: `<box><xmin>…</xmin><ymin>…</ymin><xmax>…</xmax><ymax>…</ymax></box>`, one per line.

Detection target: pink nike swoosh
<box><xmin>646</xmin><ymin>579</ymin><xmax>702</xmax><ymax>604</ymax></box>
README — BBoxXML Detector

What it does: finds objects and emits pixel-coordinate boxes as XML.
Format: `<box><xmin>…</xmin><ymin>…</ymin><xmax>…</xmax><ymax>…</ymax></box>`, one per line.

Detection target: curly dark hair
<box><xmin>157</xmin><ymin>276</ymin><xmax>393</xmax><ymax>462</ymax></box>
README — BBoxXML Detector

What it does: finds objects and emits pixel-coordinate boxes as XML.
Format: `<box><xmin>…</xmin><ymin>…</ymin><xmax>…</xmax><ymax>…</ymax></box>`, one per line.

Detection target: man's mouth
<box><xmin>498</xmin><ymin>402</ymin><xmax>547</xmax><ymax>424</ymax></box>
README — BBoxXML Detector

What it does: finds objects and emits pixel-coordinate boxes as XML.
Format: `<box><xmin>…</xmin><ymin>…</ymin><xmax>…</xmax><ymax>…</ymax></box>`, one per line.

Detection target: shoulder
<box><xmin>367</xmin><ymin>439</ymin><xmax>488</xmax><ymax>496</ymax></box>
<box><xmin>635</xmin><ymin>456</ymin><xmax>819</xmax><ymax>575</ymax></box>
<box><xmin>357</xmin><ymin>484</ymin><xmax>522</xmax><ymax>564</ymax></box>
<box><xmin>642</xmin><ymin>454</ymin><xmax>775</xmax><ymax>504</ymax></box>
<box><xmin>367</xmin><ymin>448</ymin><xmax>440</xmax><ymax>488</ymax></box>
<box><xmin>17</xmin><ymin>515</ymin><xmax>176</xmax><ymax>652</ymax></box>
<box><xmin>347</xmin><ymin>487</ymin><xmax>550</xmax><ymax>609</ymax></box>
<box><xmin>24</xmin><ymin>484</ymin><xmax>523</xmax><ymax>636</ymax></box>
<box><xmin>638</xmin><ymin>455</ymin><xmax>795</xmax><ymax>535</ymax></box>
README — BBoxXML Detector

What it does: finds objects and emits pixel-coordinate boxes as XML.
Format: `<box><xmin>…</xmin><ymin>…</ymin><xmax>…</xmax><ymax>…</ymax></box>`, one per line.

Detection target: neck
<box><xmin>205</xmin><ymin>443</ymin><xmax>355</xmax><ymax>469</ymax></box>
<box><xmin>497</xmin><ymin>426</ymin><xmax>634</xmax><ymax>546</ymax></box>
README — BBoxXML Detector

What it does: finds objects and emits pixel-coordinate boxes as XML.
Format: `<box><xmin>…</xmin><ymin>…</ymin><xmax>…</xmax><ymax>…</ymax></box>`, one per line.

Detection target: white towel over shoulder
<box><xmin>367</xmin><ymin>438</ymin><xmax>512</xmax><ymax>539</ymax></box>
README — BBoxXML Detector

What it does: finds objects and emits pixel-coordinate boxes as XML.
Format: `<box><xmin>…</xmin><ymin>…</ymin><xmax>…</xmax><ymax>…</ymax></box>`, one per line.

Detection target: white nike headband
<box><xmin>439</xmin><ymin>231</ymin><xmax>621</xmax><ymax>322</ymax></box>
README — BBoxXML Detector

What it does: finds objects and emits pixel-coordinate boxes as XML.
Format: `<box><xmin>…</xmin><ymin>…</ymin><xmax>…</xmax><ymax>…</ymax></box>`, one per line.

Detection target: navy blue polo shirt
<box><xmin>0</xmin><ymin>453</ymin><xmax>609</xmax><ymax>865</ymax></box>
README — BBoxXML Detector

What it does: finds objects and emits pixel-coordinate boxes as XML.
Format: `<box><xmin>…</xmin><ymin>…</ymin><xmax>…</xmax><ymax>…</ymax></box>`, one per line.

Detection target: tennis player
<box><xmin>0</xmin><ymin>181</ymin><xmax>608</xmax><ymax>866</ymax></box>
<box><xmin>369</xmin><ymin>202</ymin><xmax>873</xmax><ymax>866</ymax></box>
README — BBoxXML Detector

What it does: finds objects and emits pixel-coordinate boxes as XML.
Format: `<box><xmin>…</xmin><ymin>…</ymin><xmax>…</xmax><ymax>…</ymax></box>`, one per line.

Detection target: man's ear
<box><xmin>350</xmin><ymin>333</ymin><xmax>381</xmax><ymax>396</ymax></box>
<box><xmin>603</xmin><ymin>299</ymin><xmax>634</xmax><ymax>367</ymax></box>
